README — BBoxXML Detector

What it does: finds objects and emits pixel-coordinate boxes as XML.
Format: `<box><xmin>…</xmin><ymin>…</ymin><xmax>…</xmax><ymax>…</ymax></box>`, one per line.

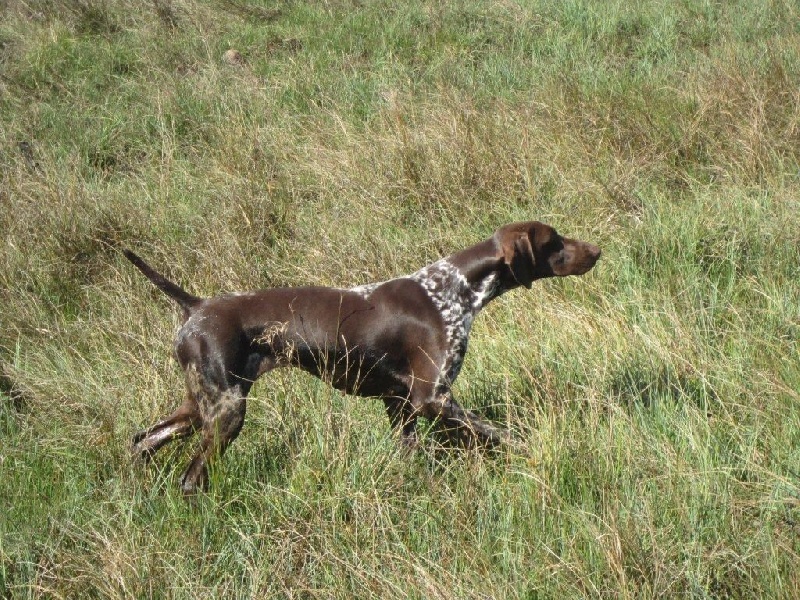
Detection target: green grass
<box><xmin>1</xmin><ymin>0</ymin><xmax>799</xmax><ymax>597</ymax></box>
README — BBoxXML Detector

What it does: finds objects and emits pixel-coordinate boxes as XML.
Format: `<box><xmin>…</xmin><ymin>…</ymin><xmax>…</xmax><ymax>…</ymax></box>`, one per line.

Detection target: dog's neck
<box><xmin>408</xmin><ymin>239</ymin><xmax>509</xmax><ymax>318</ymax></box>
<box><xmin>350</xmin><ymin>238</ymin><xmax>513</xmax><ymax>312</ymax></box>
<box><xmin>446</xmin><ymin>238</ymin><xmax>511</xmax><ymax>310</ymax></box>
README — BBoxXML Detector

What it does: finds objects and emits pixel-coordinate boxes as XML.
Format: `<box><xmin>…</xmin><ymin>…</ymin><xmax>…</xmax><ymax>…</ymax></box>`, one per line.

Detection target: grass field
<box><xmin>1</xmin><ymin>0</ymin><xmax>799</xmax><ymax>597</ymax></box>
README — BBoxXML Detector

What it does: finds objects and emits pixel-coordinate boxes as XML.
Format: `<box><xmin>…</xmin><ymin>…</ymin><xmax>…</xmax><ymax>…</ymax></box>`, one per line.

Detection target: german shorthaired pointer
<box><xmin>125</xmin><ymin>221</ymin><xmax>600</xmax><ymax>494</ymax></box>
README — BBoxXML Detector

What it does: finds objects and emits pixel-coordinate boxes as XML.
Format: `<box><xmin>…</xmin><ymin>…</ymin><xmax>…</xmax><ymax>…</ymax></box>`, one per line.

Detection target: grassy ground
<box><xmin>1</xmin><ymin>0</ymin><xmax>799</xmax><ymax>597</ymax></box>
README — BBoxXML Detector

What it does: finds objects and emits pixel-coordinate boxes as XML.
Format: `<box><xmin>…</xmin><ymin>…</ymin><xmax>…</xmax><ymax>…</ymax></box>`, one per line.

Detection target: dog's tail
<box><xmin>123</xmin><ymin>249</ymin><xmax>202</xmax><ymax>316</ymax></box>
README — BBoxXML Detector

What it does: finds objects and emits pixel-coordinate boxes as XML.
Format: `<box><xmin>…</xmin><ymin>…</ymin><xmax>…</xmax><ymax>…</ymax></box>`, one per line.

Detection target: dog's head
<box><xmin>495</xmin><ymin>221</ymin><xmax>601</xmax><ymax>288</ymax></box>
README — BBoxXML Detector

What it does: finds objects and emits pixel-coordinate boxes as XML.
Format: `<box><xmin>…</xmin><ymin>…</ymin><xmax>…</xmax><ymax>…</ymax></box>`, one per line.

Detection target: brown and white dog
<box><xmin>125</xmin><ymin>221</ymin><xmax>600</xmax><ymax>494</ymax></box>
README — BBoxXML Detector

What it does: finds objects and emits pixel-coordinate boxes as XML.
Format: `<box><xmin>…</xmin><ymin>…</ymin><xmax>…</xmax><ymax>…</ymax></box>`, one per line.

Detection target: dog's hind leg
<box><xmin>132</xmin><ymin>394</ymin><xmax>202</xmax><ymax>461</ymax></box>
<box><xmin>179</xmin><ymin>384</ymin><xmax>247</xmax><ymax>495</ymax></box>
<box><xmin>169</xmin><ymin>359</ymin><xmax>251</xmax><ymax>495</ymax></box>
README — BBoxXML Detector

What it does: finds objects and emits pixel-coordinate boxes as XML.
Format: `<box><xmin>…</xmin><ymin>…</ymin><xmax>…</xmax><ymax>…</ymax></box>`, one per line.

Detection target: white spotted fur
<box><xmin>348</xmin><ymin>259</ymin><xmax>501</xmax><ymax>386</ymax></box>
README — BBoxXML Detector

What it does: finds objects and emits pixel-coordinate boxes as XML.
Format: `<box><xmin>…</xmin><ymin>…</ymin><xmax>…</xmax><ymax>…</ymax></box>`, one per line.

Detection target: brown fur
<box><xmin>126</xmin><ymin>221</ymin><xmax>600</xmax><ymax>494</ymax></box>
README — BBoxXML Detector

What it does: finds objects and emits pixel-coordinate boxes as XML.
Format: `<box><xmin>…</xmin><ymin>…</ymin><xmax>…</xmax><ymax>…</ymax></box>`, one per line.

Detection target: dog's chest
<box><xmin>410</xmin><ymin>260</ymin><xmax>498</xmax><ymax>382</ymax></box>
<box><xmin>350</xmin><ymin>260</ymin><xmax>499</xmax><ymax>383</ymax></box>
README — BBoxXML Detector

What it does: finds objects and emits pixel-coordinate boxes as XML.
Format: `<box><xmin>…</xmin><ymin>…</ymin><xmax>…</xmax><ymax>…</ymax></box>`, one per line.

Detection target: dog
<box><xmin>125</xmin><ymin>221</ymin><xmax>600</xmax><ymax>494</ymax></box>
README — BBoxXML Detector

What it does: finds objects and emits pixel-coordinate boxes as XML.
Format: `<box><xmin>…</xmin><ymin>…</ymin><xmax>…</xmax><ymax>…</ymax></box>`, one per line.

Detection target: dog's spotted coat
<box><xmin>351</xmin><ymin>259</ymin><xmax>503</xmax><ymax>387</ymax></box>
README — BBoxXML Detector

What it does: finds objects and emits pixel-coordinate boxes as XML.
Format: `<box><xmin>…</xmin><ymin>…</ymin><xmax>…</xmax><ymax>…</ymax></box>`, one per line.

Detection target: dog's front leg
<box><xmin>427</xmin><ymin>390</ymin><xmax>509</xmax><ymax>449</ymax></box>
<box><xmin>383</xmin><ymin>397</ymin><xmax>419</xmax><ymax>448</ymax></box>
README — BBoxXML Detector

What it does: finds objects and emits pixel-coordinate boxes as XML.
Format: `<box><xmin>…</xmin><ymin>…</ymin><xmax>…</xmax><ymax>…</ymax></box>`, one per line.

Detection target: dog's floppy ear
<box><xmin>501</xmin><ymin>230</ymin><xmax>535</xmax><ymax>289</ymax></box>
